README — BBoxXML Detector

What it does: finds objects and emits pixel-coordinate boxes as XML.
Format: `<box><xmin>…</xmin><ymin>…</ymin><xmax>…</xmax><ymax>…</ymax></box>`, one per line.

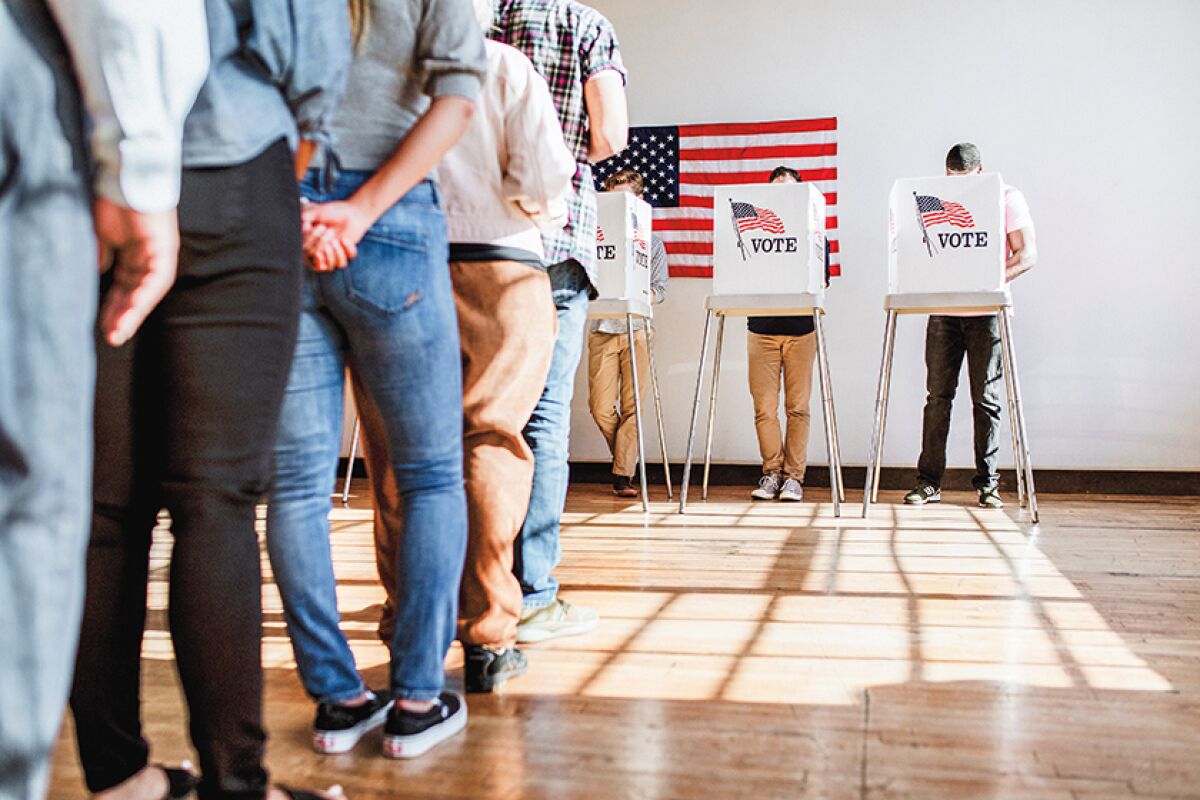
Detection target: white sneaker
<box><xmin>751</xmin><ymin>473</ymin><xmax>783</xmax><ymax>500</ymax></box>
<box><xmin>516</xmin><ymin>599</ymin><xmax>599</xmax><ymax>643</ymax></box>
<box><xmin>778</xmin><ymin>478</ymin><xmax>803</xmax><ymax>502</ymax></box>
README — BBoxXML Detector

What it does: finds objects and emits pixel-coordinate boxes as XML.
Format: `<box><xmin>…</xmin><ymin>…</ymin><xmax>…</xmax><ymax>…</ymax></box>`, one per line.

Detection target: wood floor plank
<box><xmin>48</xmin><ymin>487</ymin><xmax>1200</xmax><ymax>799</ymax></box>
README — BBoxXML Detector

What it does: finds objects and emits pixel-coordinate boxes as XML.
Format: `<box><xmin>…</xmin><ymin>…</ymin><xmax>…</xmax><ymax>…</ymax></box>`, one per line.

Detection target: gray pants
<box><xmin>0</xmin><ymin>3</ymin><xmax>97</xmax><ymax>798</ymax></box>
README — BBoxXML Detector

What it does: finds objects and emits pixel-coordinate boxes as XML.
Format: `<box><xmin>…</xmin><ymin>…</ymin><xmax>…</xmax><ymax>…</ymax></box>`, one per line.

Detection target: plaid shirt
<box><xmin>492</xmin><ymin>0</ymin><xmax>626</xmax><ymax>284</ymax></box>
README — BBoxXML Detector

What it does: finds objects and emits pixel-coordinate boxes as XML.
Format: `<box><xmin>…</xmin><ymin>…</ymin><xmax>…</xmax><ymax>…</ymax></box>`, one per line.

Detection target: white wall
<box><xmin>567</xmin><ymin>0</ymin><xmax>1200</xmax><ymax>471</ymax></box>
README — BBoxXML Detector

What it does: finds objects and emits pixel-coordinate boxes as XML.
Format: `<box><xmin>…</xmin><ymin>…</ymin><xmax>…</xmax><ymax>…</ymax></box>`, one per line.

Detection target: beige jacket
<box><xmin>439</xmin><ymin>39</ymin><xmax>575</xmax><ymax>258</ymax></box>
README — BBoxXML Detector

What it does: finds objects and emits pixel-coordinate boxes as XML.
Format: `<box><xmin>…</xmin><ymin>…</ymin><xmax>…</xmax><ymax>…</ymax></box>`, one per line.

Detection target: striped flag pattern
<box><xmin>730</xmin><ymin>202</ymin><xmax>786</xmax><ymax>234</ymax></box>
<box><xmin>915</xmin><ymin>195</ymin><xmax>975</xmax><ymax>228</ymax></box>
<box><xmin>594</xmin><ymin>117</ymin><xmax>839</xmax><ymax>278</ymax></box>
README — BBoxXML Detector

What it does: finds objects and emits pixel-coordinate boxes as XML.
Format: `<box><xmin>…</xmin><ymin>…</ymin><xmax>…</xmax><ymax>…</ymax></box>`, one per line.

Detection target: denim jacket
<box><xmin>183</xmin><ymin>0</ymin><xmax>352</xmax><ymax>168</ymax></box>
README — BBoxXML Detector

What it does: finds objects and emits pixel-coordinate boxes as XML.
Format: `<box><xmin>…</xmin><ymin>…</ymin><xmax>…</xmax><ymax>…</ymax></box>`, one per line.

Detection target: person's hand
<box><xmin>301</xmin><ymin>200</ymin><xmax>371</xmax><ymax>271</ymax></box>
<box><xmin>93</xmin><ymin>197</ymin><xmax>181</xmax><ymax>347</ymax></box>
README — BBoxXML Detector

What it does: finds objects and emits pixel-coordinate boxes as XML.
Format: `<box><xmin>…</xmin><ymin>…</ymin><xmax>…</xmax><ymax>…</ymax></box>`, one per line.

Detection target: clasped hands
<box><xmin>301</xmin><ymin>199</ymin><xmax>373</xmax><ymax>272</ymax></box>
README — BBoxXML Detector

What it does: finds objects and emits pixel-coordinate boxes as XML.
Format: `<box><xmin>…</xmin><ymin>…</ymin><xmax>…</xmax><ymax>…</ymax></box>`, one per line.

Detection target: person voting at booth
<box><xmin>904</xmin><ymin>143</ymin><xmax>1037</xmax><ymax>509</ymax></box>
<box><xmin>746</xmin><ymin>167</ymin><xmax>828</xmax><ymax>502</ymax></box>
<box><xmin>588</xmin><ymin>169</ymin><xmax>669</xmax><ymax>496</ymax></box>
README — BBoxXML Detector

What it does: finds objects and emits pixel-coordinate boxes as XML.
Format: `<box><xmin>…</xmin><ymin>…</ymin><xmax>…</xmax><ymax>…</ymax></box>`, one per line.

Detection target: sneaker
<box><xmin>978</xmin><ymin>486</ymin><xmax>1004</xmax><ymax>508</ymax></box>
<box><xmin>464</xmin><ymin>645</ymin><xmax>528</xmax><ymax>693</ymax></box>
<box><xmin>903</xmin><ymin>483</ymin><xmax>942</xmax><ymax>505</ymax></box>
<box><xmin>751</xmin><ymin>472</ymin><xmax>783</xmax><ymax>500</ymax></box>
<box><xmin>312</xmin><ymin>691</ymin><xmax>393</xmax><ymax>754</ymax></box>
<box><xmin>382</xmin><ymin>691</ymin><xmax>468</xmax><ymax>759</ymax></box>
<box><xmin>516</xmin><ymin>599</ymin><xmax>599</xmax><ymax>643</ymax></box>
<box><xmin>612</xmin><ymin>473</ymin><xmax>638</xmax><ymax>498</ymax></box>
<box><xmin>778</xmin><ymin>478</ymin><xmax>804</xmax><ymax>502</ymax></box>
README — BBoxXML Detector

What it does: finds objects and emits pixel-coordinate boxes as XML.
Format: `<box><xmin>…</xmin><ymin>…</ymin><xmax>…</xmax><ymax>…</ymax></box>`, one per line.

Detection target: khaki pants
<box><xmin>587</xmin><ymin>328</ymin><xmax>650</xmax><ymax>477</ymax></box>
<box><xmin>747</xmin><ymin>332</ymin><xmax>817</xmax><ymax>480</ymax></box>
<box><xmin>366</xmin><ymin>260</ymin><xmax>556</xmax><ymax>649</ymax></box>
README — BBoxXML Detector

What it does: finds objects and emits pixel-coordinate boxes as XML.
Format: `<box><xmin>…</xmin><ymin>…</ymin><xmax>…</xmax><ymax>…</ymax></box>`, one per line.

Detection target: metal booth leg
<box><xmin>341</xmin><ymin>417</ymin><xmax>361</xmax><ymax>506</ymax></box>
<box><xmin>701</xmin><ymin>315</ymin><xmax>726</xmax><ymax>501</ymax></box>
<box><xmin>999</xmin><ymin>309</ymin><xmax>1038</xmax><ymax>523</ymax></box>
<box><xmin>648</xmin><ymin>325</ymin><xmax>673</xmax><ymax>500</ymax></box>
<box><xmin>814</xmin><ymin>311</ymin><xmax>845</xmax><ymax>503</ymax></box>
<box><xmin>813</xmin><ymin>312</ymin><xmax>842</xmax><ymax>517</ymax></box>
<box><xmin>627</xmin><ymin>314</ymin><xmax>650</xmax><ymax>513</ymax></box>
<box><xmin>999</xmin><ymin>312</ymin><xmax>1028</xmax><ymax>508</ymax></box>
<box><xmin>679</xmin><ymin>310</ymin><xmax>715</xmax><ymax>513</ymax></box>
<box><xmin>873</xmin><ymin>310</ymin><xmax>899</xmax><ymax>504</ymax></box>
<box><xmin>863</xmin><ymin>310</ymin><xmax>898</xmax><ymax>518</ymax></box>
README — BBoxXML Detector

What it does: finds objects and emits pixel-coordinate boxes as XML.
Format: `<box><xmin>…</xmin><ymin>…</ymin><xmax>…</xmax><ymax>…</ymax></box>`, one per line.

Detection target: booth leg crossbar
<box><xmin>862</xmin><ymin>305</ymin><xmax>1038</xmax><ymax>523</ymax></box>
<box><xmin>679</xmin><ymin>306</ymin><xmax>844</xmax><ymax>517</ymax></box>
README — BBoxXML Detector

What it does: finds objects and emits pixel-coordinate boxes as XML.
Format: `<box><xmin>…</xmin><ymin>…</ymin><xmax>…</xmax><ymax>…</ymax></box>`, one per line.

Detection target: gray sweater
<box><xmin>330</xmin><ymin>0</ymin><xmax>487</xmax><ymax>172</ymax></box>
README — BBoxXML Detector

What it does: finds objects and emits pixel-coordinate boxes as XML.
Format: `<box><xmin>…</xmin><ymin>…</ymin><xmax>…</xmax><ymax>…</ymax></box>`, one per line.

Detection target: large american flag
<box><xmin>594</xmin><ymin>117</ymin><xmax>839</xmax><ymax>278</ymax></box>
<box><xmin>730</xmin><ymin>202</ymin><xmax>786</xmax><ymax>235</ymax></box>
<box><xmin>915</xmin><ymin>194</ymin><xmax>975</xmax><ymax>228</ymax></box>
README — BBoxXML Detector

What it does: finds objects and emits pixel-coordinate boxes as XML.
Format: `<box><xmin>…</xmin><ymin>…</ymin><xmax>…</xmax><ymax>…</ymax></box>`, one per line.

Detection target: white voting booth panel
<box><xmin>888</xmin><ymin>173</ymin><xmax>1006</xmax><ymax>295</ymax></box>
<box><xmin>712</xmin><ymin>183</ymin><xmax>826</xmax><ymax>296</ymax></box>
<box><xmin>595</xmin><ymin>192</ymin><xmax>653</xmax><ymax>306</ymax></box>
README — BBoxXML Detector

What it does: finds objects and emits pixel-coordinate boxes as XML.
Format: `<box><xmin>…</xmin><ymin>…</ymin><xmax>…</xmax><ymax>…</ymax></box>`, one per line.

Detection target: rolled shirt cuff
<box><xmin>94</xmin><ymin>134</ymin><xmax>184</xmax><ymax>212</ymax></box>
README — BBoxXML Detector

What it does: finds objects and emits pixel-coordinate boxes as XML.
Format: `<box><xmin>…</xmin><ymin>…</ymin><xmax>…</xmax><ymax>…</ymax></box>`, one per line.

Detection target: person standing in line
<box><xmin>745</xmin><ymin>166</ymin><xmax>824</xmax><ymax>503</ymax></box>
<box><xmin>587</xmin><ymin>169</ymin><xmax>668</xmax><ymax>498</ymax></box>
<box><xmin>0</xmin><ymin>2</ymin><xmax>208</xmax><ymax>798</ymax></box>
<box><xmin>437</xmin><ymin>0</ymin><xmax>576</xmax><ymax>691</ymax></box>
<box><xmin>66</xmin><ymin>3</ymin><xmax>352</xmax><ymax>799</ymax></box>
<box><xmin>904</xmin><ymin>142</ymin><xmax>1037</xmax><ymax>509</ymax></box>
<box><xmin>266</xmin><ymin>0</ymin><xmax>486</xmax><ymax>759</ymax></box>
<box><xmin>491</xmin><ymin>0</ymin><xmax>629</xmax><ymax>650</ymax></box>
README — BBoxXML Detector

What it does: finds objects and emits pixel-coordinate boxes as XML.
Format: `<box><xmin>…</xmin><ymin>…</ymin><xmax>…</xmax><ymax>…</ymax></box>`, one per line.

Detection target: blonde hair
<box><xmin>348</xmin><ymin>0</ymin><xmax>370</xmax><ymax>49</ymax></box>
<box><xmin>473</xmin><ymin>0</ymin><xmax>493</xmax><ymax>32</ymax></box>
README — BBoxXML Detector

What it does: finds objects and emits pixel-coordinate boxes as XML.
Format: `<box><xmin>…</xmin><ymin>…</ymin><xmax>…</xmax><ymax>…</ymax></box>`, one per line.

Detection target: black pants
<box><xmin>70</xmin><ymin>139</ymin><xmax>302</xmax><ymax>800</ymax></box>
<box><xmin>916</xmin><ymin>314</ymin><xmax>1004</xmax><ymax>490</ymax></box>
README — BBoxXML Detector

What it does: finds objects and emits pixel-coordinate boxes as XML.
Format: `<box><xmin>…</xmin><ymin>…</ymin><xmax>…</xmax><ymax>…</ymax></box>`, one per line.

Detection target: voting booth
<box><xmin>595</xmin><ymin>192</ymin><xmax>653</xmax><ymax>307</ymax></box>
<box><xmin>888</xmin><ymin>173</ymin><xmax>1006</xmax><ymax>295</ymax></box>
<box><xmin>863</xmin><ymin>172</ymin><xmax>1038</xmax><ymax>523</ymax></box>
<box><xmin>678</xmin><ymin>182</ymin><xmax>844</xmax><ymax>517</ymax></box>
<box><xmin>588</xmin><ymin>191</ymin><xmax>669</xmax><ymax>510</ymax></box>
<box><xmin>712</xmin><ymin>183</ymin><xmax>827</xmax><ymax>296</ymax></box>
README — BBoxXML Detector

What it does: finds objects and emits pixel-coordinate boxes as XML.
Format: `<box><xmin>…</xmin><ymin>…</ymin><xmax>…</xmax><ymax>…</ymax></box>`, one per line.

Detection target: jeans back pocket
<box><xmin>342</xmin><ymin>223</ymin><xmax>432</xmax><ymax>317</ymax></box>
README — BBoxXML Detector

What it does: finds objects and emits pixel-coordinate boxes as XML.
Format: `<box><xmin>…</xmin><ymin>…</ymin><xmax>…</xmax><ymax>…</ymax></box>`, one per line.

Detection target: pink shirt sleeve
<box><xmin>1004</xmin><ymin>186</ymin><xmax>1034</xmax><ymax>233</ymax></box>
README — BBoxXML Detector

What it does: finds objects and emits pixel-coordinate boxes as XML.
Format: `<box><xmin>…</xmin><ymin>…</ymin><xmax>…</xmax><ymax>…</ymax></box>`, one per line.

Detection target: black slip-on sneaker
<box><xmin>382</xmin><ymin>692</ymin><xmax>468</xmax><ymax>759</ymax></box>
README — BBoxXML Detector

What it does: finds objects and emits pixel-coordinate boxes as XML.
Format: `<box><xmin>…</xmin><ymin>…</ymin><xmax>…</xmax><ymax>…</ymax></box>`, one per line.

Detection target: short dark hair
<box><xmin>604</xmin><ymin>169</ymin><xmax>644</xmax><ymax>196</ymax></box>
<box><xmin>769</xmin><ymin>166</ymin><xmax>802</xmax><ymax>183</ymax></box>
<box><xmin>945</xmin><ymin>143</ymin><xmax>982</xmax><ymax>173</ymax></box>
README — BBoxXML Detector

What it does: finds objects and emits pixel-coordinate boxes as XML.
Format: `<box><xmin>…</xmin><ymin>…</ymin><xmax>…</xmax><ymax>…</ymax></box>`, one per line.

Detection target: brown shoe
<box><xmin>612</xmin><ymin>473</ymin><xmax>639</xmax><ymax>497</ymax></box>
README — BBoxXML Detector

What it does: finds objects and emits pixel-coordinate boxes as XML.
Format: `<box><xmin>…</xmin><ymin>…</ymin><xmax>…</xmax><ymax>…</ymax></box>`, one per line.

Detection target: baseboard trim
<box><xmin>561</xmin><ymin>461</ymin><xmax>1200</xmax><ymax>497</ymax></box>
<box><xmin>336</xmin><ymin>457</ymin><xmax>1198</xmax><ymax>496</ymax></box>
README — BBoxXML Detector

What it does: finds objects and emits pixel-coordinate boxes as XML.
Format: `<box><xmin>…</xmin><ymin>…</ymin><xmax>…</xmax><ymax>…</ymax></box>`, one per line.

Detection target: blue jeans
<box><xmin>0</xmin><ymin>4</ymin><xmax>95</xmax><ymax>798</ymax></box>
<box><xmin>266</xmin><ymin>172</ymin><xmax>466</xmax><ymax>703</ymax></box>
<box><xmin>514</xmin><ymin>261</ymin><xmax>591</xmax><ymax>609</ymax></box>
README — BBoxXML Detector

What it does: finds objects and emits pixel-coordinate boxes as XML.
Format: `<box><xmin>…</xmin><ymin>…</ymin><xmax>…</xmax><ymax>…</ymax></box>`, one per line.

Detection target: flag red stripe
<box><xmin>664</xmin><ymin>241</ymin><xmax>714</xmax><ymax>255</ymax></box>
<box><xmin>680</xmin><ymin>168</ymin><xmax>838</xmax><ymax>186</ymax></box>
<box><xmin>675</xmin><ymin>193</ymin><xmax>837</xmax><ymax>210</ymax></box>
<box><xmin>678</xmin><ymin>143</ymin><xmax>838</xmax><ymax>161</ymax></box>
<box><xmin>655</xmin><ymin>215</ymin><xmax>839</xmax><ymax>232</ymax></box>
<box><xmin>653</xmin><ymin>217</ymin><xmax>712</xmax><ymax>231</ymax></box>
<box><xmin>680</xmin><ymin>118</ymin><xmax>838</xmax><ymax>137</ymax></box>
<box><xmin>668</xmin><ymin>265</ymin><xmax>714</xmax><ymax>278</ymax></box>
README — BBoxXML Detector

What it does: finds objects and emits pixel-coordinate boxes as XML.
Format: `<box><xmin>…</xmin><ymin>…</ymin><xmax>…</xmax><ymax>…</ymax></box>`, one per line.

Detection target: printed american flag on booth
<box><xmin>730</xmin><ymin>202</ymin><xmax>786</xmax><ymax>235</ymax></box>
<box><xmin>915</xmin><ymin>194</ymin><xmax>975</xmax><ymax>228</ymax></box>
<box><xmin>594</xmin><ymin>117</ymin><xmax>839</xmax><ymax>278</ymax></box>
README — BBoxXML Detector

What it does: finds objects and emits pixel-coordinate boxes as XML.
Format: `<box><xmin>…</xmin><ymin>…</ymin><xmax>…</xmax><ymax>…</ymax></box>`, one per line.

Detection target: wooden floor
<box><xmin>49</xmin><ymin>485</ymin><xmax>1200</xmax><ymax>799</ymax></box>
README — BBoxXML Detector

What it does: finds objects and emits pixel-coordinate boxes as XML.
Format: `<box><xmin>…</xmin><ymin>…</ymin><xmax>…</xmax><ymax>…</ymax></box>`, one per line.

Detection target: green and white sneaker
<box><xmin>903</xmin><ymin>483</ymin><xmax>941</xmax><ymax>505</ymax></box>
<box><xmin>516</xmin><ymin>600</ymin><xmax>599</xmax><ymax>643</ymax></box>
<box><xmin>978</xmin><ymin>486</ymin><xmax>1004</xmax><ymax>508</ymax></box>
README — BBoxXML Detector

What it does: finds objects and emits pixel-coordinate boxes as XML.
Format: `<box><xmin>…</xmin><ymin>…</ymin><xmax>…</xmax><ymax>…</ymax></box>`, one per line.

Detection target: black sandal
<box><xmin>157</xmin><ymin>765</ymin><xmax>199</xmax><ymax>799</ymax></box>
